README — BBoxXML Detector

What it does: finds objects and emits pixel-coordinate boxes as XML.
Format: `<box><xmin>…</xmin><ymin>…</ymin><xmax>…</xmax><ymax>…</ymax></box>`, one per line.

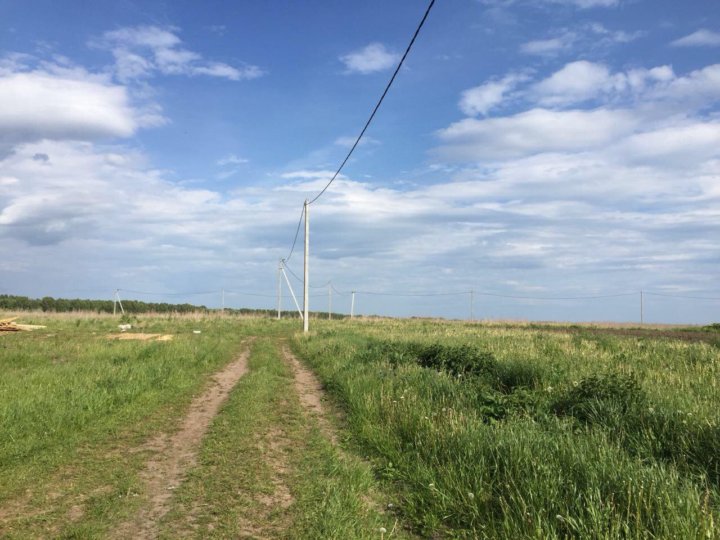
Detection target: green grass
<box><xmin>159</xmin><ymin>337</ymin><xmax>406</xmax><ymax>539</ymax></box>
<box><xmin>292</xmin><ymin>320</ymin><xmax>720</xmax><ymax>539</ymax></box>
<box><xmin>0</xmin><ymin>313</ymin><xmax>287</xmax><ymax>538</ymax></box>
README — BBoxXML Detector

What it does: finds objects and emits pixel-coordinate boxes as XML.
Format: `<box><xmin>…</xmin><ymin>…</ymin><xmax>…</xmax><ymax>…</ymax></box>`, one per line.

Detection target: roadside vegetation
<box><xmin>3</xmin><ymin>312</ymin><xmax>718</xmax><ymax>538</ymax></box>
<box><xmin>0</xmin><ymin>314</ymin><xmax>270</xmax><ymax>537</ymax></box>
<box><xmin>292</xmin><ymin>320</ymin><xmax>720</xmax><ymax>538</ymax></box>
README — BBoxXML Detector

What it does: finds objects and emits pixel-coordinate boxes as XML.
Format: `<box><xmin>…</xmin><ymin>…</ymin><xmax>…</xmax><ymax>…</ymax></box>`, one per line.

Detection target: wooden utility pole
<box><xmin>351</xmin><ymin>291</ymin><xmax>356</xmax><ymax>319</ymax></box>
<box><xmin>221</xmin><ymin>288</ymin><xmax>225</xmax><ymax>313</ymax></box>
<box><xmin>303</xmin><ymin>200</ymin><xmax>310</xmax><ymax>333</ymax></box>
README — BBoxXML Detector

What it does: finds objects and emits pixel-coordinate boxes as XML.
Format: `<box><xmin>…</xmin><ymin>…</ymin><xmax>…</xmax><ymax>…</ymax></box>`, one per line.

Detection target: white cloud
<box><xmin>340</xmin><ymin>43</ymin><xmax>399</xmax><ymax>74</ymax></box>
<box><xmin>436</xmin><ymin>108</ymin><xmax>637</xmax><ymax>159</ymax></box>
<box><xmin>0</xmin><ymin>69</ymin><xmax>142</xmax><ymax>146</ymax></box>
<box><xmin>520</xmin><ymin>37</ymin><xmax>570</xmax><ymax>56</ymax></box>
<box><xmin>520</xmin><ymin>23</ymin><xmax>641</xmax><ymax>57</ymax></box>
<box><xmin>217</xmin><ymin>154</ymin><xmax>249</xmax><ymax>166</ymax></box>
<box><xmin>532</xmin><ymin>61</ymin><xmax>617</xmax><ymax>105</ymax></box>
<box><xmin>96</xmin><ymin>25</ymin><xmax>265</xmax><ymax>82</ymax></box>
<box><xmin>529</xmin><ymin>61</ymin><xmax>677</xmax><ymax>106</ymax></box>
<box><xmin>459</xmin><ymin>73</ymin><xmax>529</xmax><ymax>116</ymax></box>
<box><xmin>671</xmin><ymin>29</ymin><xmax>720</xmax><ymax>47</ymax></box>
<box><xmin>215</xmin><ymin>154</ymin><xmax>249</xmax><ymax>179</ymax></box>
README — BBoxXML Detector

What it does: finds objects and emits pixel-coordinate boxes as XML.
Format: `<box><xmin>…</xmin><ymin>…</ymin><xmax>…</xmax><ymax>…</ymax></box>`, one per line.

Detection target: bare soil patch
<box><xmin>112</xmin><ymin>340</ymin><xmax>253</xmax><ymax>539</ymax></box>
<box><xmin>107</xmin><ymin>333</ymin><xmax>174</xmax><ymax>341</ymax></box>
<box><xmin>281</xmin><ymin>345</ymin><xmax>339</xmax><ymax>445</ymax></box>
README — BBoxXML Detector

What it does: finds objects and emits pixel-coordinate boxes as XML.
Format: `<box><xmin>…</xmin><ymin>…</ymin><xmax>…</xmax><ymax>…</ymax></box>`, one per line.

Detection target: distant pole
<box><xmin>277</xmin><ymin>260</ymin><xmax>283</xmax><ymax>320</ymax></box>
<box><xmin>328</xmin><ymin>283</ymin><xmax>332</xmax><ymax>320</ymax></box>
<box><xmin>640</xmin><ymin>290</ymin><xmax>644</xmax><ymax>325</ymax></box>
<box><xmin>470</xmin><ymin>289</ymin><xmax>474</xmax><ymax>322</ymax></box>
<box><xmin>113</xmin><ymin>289</ymin><xmax>117</xmax><ymax>316</ymax></box>
<box><xmin>351</xmin><ymin>291</ymin><xmax>356</xmax><ymax>319</ymax></box>
<box><xmin>303</xmin><ymin>200</ymin><xmax>310</xmax><ymax>333</ymax></box>
<box><xmin>116</xmin><ymin>290</ymin><xmax>125</xmax><ymax>315</ymax></box>
<box><xmin>221</xmin><ymin>288</ymin><xmax>225</xmax><ymax>313</ymax></box>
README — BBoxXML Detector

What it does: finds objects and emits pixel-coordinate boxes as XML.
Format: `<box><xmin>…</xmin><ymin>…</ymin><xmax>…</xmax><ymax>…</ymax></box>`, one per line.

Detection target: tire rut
<box><xmin>112</xmin><ymin>339</ymin><xmax>254</xmax><ymax>539</ymax></box>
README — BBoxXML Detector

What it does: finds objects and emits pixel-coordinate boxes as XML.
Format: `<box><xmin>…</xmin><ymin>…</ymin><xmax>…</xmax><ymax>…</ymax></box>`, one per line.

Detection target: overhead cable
<box><xmin>644</xmin><ymin>291</ymin><xmax>720</xmax><ymax>301</ymax></box>
<box><xmin>283</xmin><ymin>205</ymin><xmax>306</xmax><ymax>263</ymax></box>
<box><xmin>307</xmin><ymin>0</ymin><xmax>437</xmax><ymax>205</ymax></box>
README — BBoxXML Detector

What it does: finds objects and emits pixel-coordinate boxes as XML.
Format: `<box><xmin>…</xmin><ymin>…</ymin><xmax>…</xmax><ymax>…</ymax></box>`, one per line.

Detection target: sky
<box><xmin>1</xmin><ymin>0</ymin><xmax>719</xmax><ymax>324</ymax></box>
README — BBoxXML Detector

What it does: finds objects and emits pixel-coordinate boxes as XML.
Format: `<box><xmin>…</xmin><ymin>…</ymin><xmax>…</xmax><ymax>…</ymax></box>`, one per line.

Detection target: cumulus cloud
<box><xmin>340</xmin><ymin>43</ymin><xmax>400</xmax><ymax>74</ymax></box>
<box><xmin>520</xmin><ymin>37</ymin><xmax>571</xmax><ymax>56</ymax></box>
<box><xmin>459</xmin><ymin>73</ymin><xmax>529</xmax><ymax>116</ymax></box>
<box><xmin>671</xmin><ymin>29</ymin><xmax>720</xmax><ymax>47</ymax></box>
<box><xmin>527</xmin><ymin>61</ymin><xmax>678</xmax><ymax>106</ymax></box>
<box><xmin>532</xmin><ymin>61</ymin><xmax>617</xmax><ymax>105</ymax></box>
<box><xmin>96</xmin><ymin>25</ymin><xmax>265</xmax><ymax>82</ymax></box>
<box><xmin>437</xmin><ymin>108</ymin><xmax>637</xmax><ymax>159</ymax></box>
<box><xmin>0</xmin><ymin>65</ymin><xmax>152</xmax><ymax>148</ymax></box>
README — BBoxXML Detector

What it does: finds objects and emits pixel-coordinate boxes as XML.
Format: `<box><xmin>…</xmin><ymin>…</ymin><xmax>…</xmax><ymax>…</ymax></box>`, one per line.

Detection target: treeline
<box><xmin>0</xmin><ymin>294</ymin><xmax>205</xmax><ymax>314</ymax></box>
<box><xmin>0</xmin><ymin>294</ymin><xmax>348</xmax><ymax>319</ymax></box>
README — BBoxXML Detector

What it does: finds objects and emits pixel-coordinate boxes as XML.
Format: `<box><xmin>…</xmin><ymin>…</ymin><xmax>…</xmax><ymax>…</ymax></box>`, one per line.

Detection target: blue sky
<box><xmin>1</xmin><ymin>0</ymin><xmax>719</xmax><ymax>323</ymax></box>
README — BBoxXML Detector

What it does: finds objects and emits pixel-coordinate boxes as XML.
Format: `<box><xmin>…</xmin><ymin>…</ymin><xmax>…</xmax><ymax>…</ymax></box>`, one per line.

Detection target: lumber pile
<box><xmin>0</xmin><ymin>317</ymin><xmax>47</xmax><ymax>332</ymax></box>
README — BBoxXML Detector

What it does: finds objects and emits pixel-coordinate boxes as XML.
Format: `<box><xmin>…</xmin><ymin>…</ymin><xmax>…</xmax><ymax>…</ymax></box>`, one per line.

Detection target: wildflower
<box><xmin>379</xmin><ymin>527</ymin><xmax>387</xmax><ymax>534</ymax></box>
<box><xmin>546</xmin><ymin>386</ymin><xmax>553</xmax><ymax>393</ymax></box>
<box><xmin>387</xmin><ymin>503</ymin><xmax>395</xmax><ymax>509</ymax></box>
<box><xmin>468</xmin><ymin>492</ymin><xmax>475</xmax><ymax>500</ymax></box>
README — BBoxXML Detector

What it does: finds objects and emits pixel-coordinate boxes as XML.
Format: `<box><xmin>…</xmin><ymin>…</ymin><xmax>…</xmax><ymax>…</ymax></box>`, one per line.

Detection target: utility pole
<box><xmin>277</xmin><ymin>260</ymin><xmax>283</xmax><ymax>319</ymax></box>
<box><xmin>351</xmin><ymin>291</ymin><xmax>356</xmax><ymax>319</ymax></box>
<box><xmin>114</xmin><ymin>289</ymin><xmax>124</xmax><ymax>315</ymax></box>
<box><xmin>113</xmin><ymin>289</ymin><xmax>117</xmax><ymax>316</ymax></box>
<box><xmin>470</xmin><ymin>289</ymin><xmax>474</xmax><ymax>322</ymax></box>
<box><xmin>303</xmin><ymin>200</ymin><xmax>310</xmax><ymax>333</ymax></box>
<box><xmin>640</xmin><ymin>290</ymin><xmax>644</xmax><ymax>325</ymax></box>
<box><xmin>221</xmin><ymin>288</ymin><xmax>225</xmax><ymax>313</ymax></box>
<box><xmin>328</xmin><ymin>283</ymin><xmax>332</xmax><ymax>320</ymax></box>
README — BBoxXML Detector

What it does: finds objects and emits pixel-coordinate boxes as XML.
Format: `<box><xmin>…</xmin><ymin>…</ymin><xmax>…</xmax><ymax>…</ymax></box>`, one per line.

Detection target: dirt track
<box><xmin>112</xmin><ymin>340</ymin><xmax>253</xmax><ymax>539</ymax></box>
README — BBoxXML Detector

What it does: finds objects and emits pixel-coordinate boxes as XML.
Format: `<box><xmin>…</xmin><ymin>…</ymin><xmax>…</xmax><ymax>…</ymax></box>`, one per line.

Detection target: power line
<box><xmin>331</xmin><ymin>284</ymin><xmax>349</xmax><ymax>296</ymax></box>
<box><xmin>119</xmin><ymin>289</ymin><xmax>217</xmax><ymax>297</ymax></box>
<box><xmin>282</xmin><ymin>263</ymin><xmax>303</xmax><ymax>283</ymax></box>
<box><xmin>645</xmin><ymin>291</ymin><xmax>720</xmax><ymax>301</ymax></box>
<box><xmin>307</xmin><ymin>0</ymin><xmax>437</xmax><ymax>205</ymax></box>
<box><xmin>224</xmin><ymin>290</ymin><xmax>279</xmax><ymax>298</ymax></box>
<box><xmin>474</xmin><ymin>292</ymin><xmax>638</xmax><ymax>301</ymax></box>
<box><xmin>356</xmin><ymin>290</ymin><xmax>468</xmax><ymax>297</ymax></box>
<box><xmin>283</xmin><ymin>205</ymin><xmax>305</xmax><ymax>263</ymax></box>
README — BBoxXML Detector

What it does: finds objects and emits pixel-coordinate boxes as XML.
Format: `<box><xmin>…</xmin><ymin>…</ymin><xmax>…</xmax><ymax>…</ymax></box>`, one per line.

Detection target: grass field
<box><xmin>1</xmin><ymin>312</ymin><xmax>718</xmax><ymax>538</ymax></box>
<box><xmin>291</xmin><ymin>319</ymin><xmax>720</xmax><ymax>538</ymax></box>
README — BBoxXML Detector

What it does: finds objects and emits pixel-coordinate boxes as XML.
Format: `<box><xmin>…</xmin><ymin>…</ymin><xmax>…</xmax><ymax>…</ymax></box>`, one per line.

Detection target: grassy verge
<box><xmin>292</xmin><ymin>320</ymin><xmax>719</xmax><ymax>538</ymax></box>
<box><xmin>159</xmin><ymin>337</ymin><xmax>406</xmax><ymax>539</ymax></box>
<box><xmin>0</xmin><ymin>313</ymin><xmax>281</xmax><ymax>538</ymax></box>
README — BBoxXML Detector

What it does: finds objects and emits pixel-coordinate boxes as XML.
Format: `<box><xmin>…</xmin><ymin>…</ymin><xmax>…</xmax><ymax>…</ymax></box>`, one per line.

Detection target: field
<box><xmin>1</xmin><ymin>312</ymin><xmax>718</xmax><ymax>538</ymax></box>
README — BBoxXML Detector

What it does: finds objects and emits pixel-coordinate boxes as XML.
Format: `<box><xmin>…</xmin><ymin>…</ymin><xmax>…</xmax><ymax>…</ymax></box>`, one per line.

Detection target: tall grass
<box><xmin>293</xmin><ymin>320</ymin><xmax>719</xmax><ymax>538</ymax></box>
<box><xmin>0</xmin><ymin>314</ymin><xmax>284</xmax><ymax>504</ymax></box>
